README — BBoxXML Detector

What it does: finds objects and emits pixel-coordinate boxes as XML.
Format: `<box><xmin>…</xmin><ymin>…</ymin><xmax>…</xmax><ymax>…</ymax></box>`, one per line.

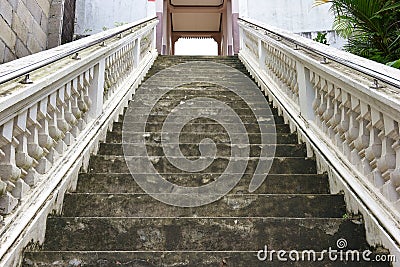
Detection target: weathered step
<box><xmin>148</xmin><ymin>63</ymin><xmax>249</xmax><ymax>70</ymax></box>
<box><xmin>88</xmin><ymin>155</ymin><xmax>317</xmax><ymax>174</ymax></box>
<box><xmin>98</xmin><ymin>143</ymin><xmax>306</xmax><ymax>157</ymax></box>
<box><xmin>145</xmin><ymin>69</ymin><xmax>251</xmax><ymax>77</ymax></box>
<box><xmin>120</xmin><ymin>114</ymin><xmax>283</xmax><ymax>124</ymax></box>
<box><xmin>41</xmin><ymin>217</ymin><xmax>368</xmax><ymax>251</ymax></box>
<box><xmin>130</xmin><ymin>90</ymin><xmax>265</xmax><ymax>101</ymax></box>
<box><xmin>106</xmin><ymin>132</ymin><xmax>292</xmax><ymax>144</ymax></box>
<box><xmin>146</xmin><ymin>65</ymin><xmax>249</xmax><ymax>72</ymax></box>
<box><xmin>148</xmin><ymin>59</ymin><xmax>248</xmax><ymax>67</ymax></box>
<box><xmin>62</xmin><ymin>193</ymin><xmax>346</xmax><ymax>218</ymax></box>
<box><xmin>143</xmin><ymin>69</ymin><xmax>251</xmax><ymax>75</ymax></box>
<box><xmin>129</xmin><ymin>105</ymin><xmax>280</xmax><ymax>116</ymax></box>
<box><xmin>22</xmin><ymin>251</ymin><xmax>392</xmax><ymax>267</ymax></box>
<box><xmin>142</xmin><ymin>73</ymin><xmax>255</xmax><ymax>80</ymax></box>
<box><xmin>139</xmin><ymin>79</ymin><xmax>258</xmax><ymax>88</ymax></box>
<box><xmin>76</xmin><ymin>173</ymin><xmax>330</xmax><ymax>194</ymax></box>
<box><xmin>153</xmin><ymin>58</ymin><xmax>245</xmax><ymax>63</ymax></box>
<box><xmin>129</xmin><ymin>107</ymin><xmax>274</xmax><ymax>116</ymax></box>
<box><xmin>128</xmin><ymin>99</ymin><xmax>276</xmax><ymax>110</ymax></box>
<box><xmin>114</xmin><ymin>122</ymin><xmax>290</xmax><ymax>134</ymax></box>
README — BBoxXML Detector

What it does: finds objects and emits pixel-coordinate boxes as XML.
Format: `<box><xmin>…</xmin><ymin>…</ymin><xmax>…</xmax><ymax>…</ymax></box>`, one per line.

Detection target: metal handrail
<box><xmin>0</xmin><ymin>17</ymin><xmax>157</xmax><ymax>85</ymax></box>
<box><xmin>239</xmin><ymin>18</ymin><xmax>400</xmax><ymax>89</ymax></box>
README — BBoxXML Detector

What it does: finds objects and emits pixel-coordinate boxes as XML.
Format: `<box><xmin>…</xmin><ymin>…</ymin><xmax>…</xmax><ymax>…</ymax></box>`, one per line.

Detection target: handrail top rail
<box><xmin>239</xmin><ymin>17</ymin><xmax>400</xmax><ymax>89</ymax></box>
<box><xmin>0</xmin><ymin>16</ymin><xmax>157</xmax><ymax>85</ymax></box>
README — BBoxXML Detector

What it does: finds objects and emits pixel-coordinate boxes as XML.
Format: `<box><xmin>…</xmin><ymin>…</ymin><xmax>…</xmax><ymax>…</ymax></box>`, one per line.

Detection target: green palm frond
<box><xmin>313</xmin><ymin>0</ymin><xmax>400</xmax><ymax>64</ymax></box>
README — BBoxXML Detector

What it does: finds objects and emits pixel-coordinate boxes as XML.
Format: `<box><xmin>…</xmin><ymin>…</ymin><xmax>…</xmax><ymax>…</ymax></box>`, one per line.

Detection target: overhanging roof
<box><xmin>169</xmin><ymin>0</ymin><xmax>225</xmax><ymax>34</ymax></box>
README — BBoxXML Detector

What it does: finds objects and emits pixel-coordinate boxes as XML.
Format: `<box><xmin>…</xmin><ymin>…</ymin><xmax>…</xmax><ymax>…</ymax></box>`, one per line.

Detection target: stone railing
<box><xmin>0</xmin><ymin>17</ymin><xmax>158</xmax><ymax>266</ymax></box>
<box><xmin>239</xmin><ymin>18</ymin><xmax>400</xmax><ymax>259</ymax></box>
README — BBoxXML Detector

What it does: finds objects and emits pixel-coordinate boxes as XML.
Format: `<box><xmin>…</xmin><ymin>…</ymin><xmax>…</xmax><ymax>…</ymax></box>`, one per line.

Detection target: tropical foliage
<box><xmin>313</xmin><ymin>32</ymin><xmax>329</xmax><ymax>45</ymax></box>
<box><xmin>314</xmin><ymin>0</ymin><xmax>400</xmax><ymax>66</ymax></box>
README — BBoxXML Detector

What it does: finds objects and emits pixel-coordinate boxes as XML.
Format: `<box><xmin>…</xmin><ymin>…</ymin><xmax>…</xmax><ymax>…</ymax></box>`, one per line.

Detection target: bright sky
<box><xmin>175</xmin><ymin>38</ymin><xmax>218</xmax><ymax>55</ymax></box>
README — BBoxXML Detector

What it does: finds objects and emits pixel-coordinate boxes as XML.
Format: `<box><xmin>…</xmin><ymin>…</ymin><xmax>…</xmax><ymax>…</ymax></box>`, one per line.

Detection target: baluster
<box><xmin>365</xmin><ymin>109</ymin><xmax>384</xmax><ymax>187</ymax></box>
<box><xmin>316</xmin><ymin>78</ymin><xmax>328</xmax><ymax>132</ymax></box>
<box><xmin>14</xmin><ymin>111</ymin><xmax>32</xmax><ymax>176</ymax></box>
<box><xmin>13</xmin><ymin>111</ymin><xmax>34</xmax><ymax>198</ymax></box>
<box><xmin>391</xmin><ymin>138</ymin><xmax>400</xmax><ymax>197</ymax></box>
<box><xmin>289</xmin><ymin>59</ymin><xmax>299</xmax><ymax>103</ymax></box>
<box><xmin>71</xmin><ymin>77</ymin><xmax>84</xmax><ymax>131</ymax></box>
<box><xmin>104</xmin><ymin>56</ymin><xmax>111</xmax><ymax>100</ymax></box>
<box><xmin>57</xmin><ymin>86</ymin><xmax>72</xmax><ymax>145</ymax></box>
<box><xmin>344</xmin><ymin>96</ymin><xmax>361</xmax><ymax>164</ymax></box>
<box><xmin>128</xmin><ymin>43</ymin><xmax>134</xmax><ymax>68</ymax></box>
<box><xmin>327</xmin><ymin>92</ymin><xmax>340</xmax><ymax>140</ymax></box>
<box><xmin>64</xmin><ymin>82</ymin><xmax>79</xmax><ymax>139</ymax></box>
<box><xmin>353</xmin><ymin>102</ymin><xmax>371</xmax><ymax>175</ymax></box>
<box><xmin>85</xmin><ymin>69</ymin><xmax>94</xmax><ymax>110</ymax></box>
<box><xmin>26</xmin><ymin>105</ymin><xmax>43</xmax><ymax>185</ymax></box>
<box><xmin>376</xmin><ymin>116</ymin><xmax>397</xmax><ymax>185</ymax></box>
<box><xmin>77</xmin><ymin>74</ymin><xmax>90</xmax><ymax>127</ymax></box>
<box><xmin>48</xmin><ymin>92</ymin><xmax>66</xmax><ymax>155</ymax></box>
<box><xmin>322</xmin><ymin>82</ymin><xmax>335</xmax><ymax>136</ymax></box>
<box><xmin>336</xmin><ymin>92</ymin><xmax>350</xmax><ymax>153</ymax></box>
<box><xmin>0</xmin><ymin>120</ymin><xmax>21</xmax><ymax>213</ymax></box>
<box><xmin>311</xmin><ymin>73</ymin><xmax>322</xmax><ymax>127</ymax></box>
<box><xmin>37</xmin><ymin>98</ymin><xmax>55</xmax><ymax>173</ymax></box>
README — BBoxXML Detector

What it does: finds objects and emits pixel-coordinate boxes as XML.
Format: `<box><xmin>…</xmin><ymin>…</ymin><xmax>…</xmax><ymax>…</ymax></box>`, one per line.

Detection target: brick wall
<box><xmin>0</xmin><ymin>0</ymin><xmax>51</xmax><ymax>63</ymax></box>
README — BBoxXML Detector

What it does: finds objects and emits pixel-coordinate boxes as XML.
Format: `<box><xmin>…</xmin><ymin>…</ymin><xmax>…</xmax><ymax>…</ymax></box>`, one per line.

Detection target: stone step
<box><xmin>62</xmin><ymin>193</ymin><xmax>346</xmax><ymax>218</ymax></box>
<box><xmin>137</xmin><ymin>87</ymin><xmax>258</xmax><ymax>97</ymax></box>
<box><xmin>146</xmin><ymin>65</ymin><xmax>249</xmax><ymax>72</ymax></box>
<box><xmin>124</xmin><ymin>103</ymin><xmax>278</xmax><ymax>114</ymax></box>
<box><xmin>154</xmin><ymin>57</ymin><xmax>243</xmax><ymax>63</ymax></box>
<box><xmin>88</xmin><ymin>155</ymin><xmax>317</xmax><ymax>174</ymax></box>
<box><xmin>145</xmin><ymin>68</ymin><xmax>251</xmax><ymax>78</ymax></box>
<box><xmin>149</xmin><ymin>62</ymin><xmax>248</xmax><ymax>69</ymax></box>
<box><xmin>40</xmin><ymin>217</ymin><xmax>368</xmax><ymax>251</ymax></box>
<box><xmin>139</xmin><ymin>82</ymin><xmax>255</xmax><ymax>90</ymax></box>
<box><xmin>128</xmin><ymin>99</ymin><xmax>274</xmax><ymax>110</ymax></box>
<box><xmin>149</xmin><ymin>60</ymin><xmax>247</xmax><ymax>66</ymax></box>
<box><xmin>157</xmin><ymin>55</ymin><xmax>240</xmax><ymax>60</ymax></box>
<box><xmin>143</xmin><ymin>68</ymin><xmax>251</xmax><ymax>74</ymax></box>
<box><xmin>127</xmin><ymin>107</ymin><xmax>275</xmax><ymax>116</ymax></box>
<box><xmin>141</xmin><ymin>76</ymin><xmax>255</xmax><ymax>83</ymax></box>
<box><xmin>76</xmin><ymin>173</ymin><xmax>330</xmax><ymax>194</ymax></box>
<box><xmin>106</xmin><ymin>132</ymin><xmax>292</xmax><ymax>144</ymax></box>
<box><xmin>121</xmin><ymin>114</ymin><xmax>283</xmax><ymax>124</ymax></box>
<box><xmin>114</xmin><ymin>122</ymin><xmax>290</xmax><ymax>134</ymax></box>
<box><xmin>22</xmin><ymin>251</ymin><xmax>391</xmax><ymax>267</ymax></box>
<box><xmin>148</xmin><ymin>63</ymin><xmax>248</xmax><ymax>69</ymax></box>
<box><xmin>98</xmin><ymin>143</ymin><xmax>306</xmax><ymax>157</ymax></box>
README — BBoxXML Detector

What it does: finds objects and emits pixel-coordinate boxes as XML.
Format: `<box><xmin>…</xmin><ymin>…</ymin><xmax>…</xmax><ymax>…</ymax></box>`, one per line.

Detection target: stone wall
<box><xmin>0</xmin><ymin>0</ymin><xmax>52</xmax><ymax>63</ymax></box>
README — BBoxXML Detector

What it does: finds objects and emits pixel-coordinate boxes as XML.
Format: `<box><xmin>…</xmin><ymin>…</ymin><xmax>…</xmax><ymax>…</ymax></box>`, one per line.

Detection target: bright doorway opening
<box><xmin>175</xmin><ymin>38</ymin><xmax>218</xmax><ymax>56</ymax></box>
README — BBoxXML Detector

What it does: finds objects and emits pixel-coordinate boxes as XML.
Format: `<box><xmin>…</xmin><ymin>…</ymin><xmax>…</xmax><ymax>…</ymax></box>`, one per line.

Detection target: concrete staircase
<box><xmin>23</xmin><ymin>56</ymin><xmax>389</xmax><ymax>266</ymax></box>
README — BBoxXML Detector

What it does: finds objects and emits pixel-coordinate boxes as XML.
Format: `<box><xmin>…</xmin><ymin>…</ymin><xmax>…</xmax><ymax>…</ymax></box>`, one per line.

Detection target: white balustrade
<box><xmin>0</xmin><ymin>17</ymin><xmax>157</xmax><ymax>266</ymax></box>
<box><xmin>239</xmin><ymin>18</ymin><xmax>400</xmax><ymax>258</ymax></box>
